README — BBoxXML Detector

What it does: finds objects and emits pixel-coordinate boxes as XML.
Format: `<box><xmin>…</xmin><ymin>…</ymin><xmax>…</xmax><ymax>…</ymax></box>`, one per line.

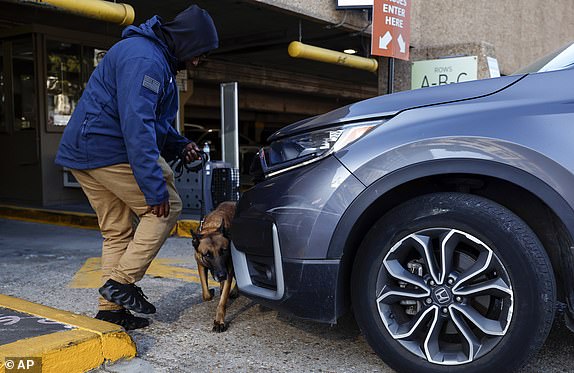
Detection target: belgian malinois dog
<box><xmin>191</xmin><ymin>201</ymin><xmax>236</xmax><ymax>332</ymax></box>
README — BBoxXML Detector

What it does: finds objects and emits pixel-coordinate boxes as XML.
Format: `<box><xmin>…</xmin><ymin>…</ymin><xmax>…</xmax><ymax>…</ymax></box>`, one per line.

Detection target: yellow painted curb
<box><xmin>174</xmin><ymin>219</ymin><xmax>201</xmax><ymax>237</ymax></box>
<box><xmin>0</xmin><ymin>204</ymin><xmax>98</xmax><ymax>230</ymax></box>
<box><xmin>0</xmin><ymin>294</ymin><xmax>136</xmax><ymax>373</ymax></box>
<box><xmin>1</xmin><ymin>204</ymin><xmax>199</xmax><ymax>238</ymax></box>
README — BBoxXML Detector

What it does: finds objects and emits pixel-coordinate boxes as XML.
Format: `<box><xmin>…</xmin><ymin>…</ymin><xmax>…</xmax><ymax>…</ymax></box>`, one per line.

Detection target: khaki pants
<box><xmin>72</xmin><ymin>157</ymin><xmax>182</xmax><ymax>310</ymax></box>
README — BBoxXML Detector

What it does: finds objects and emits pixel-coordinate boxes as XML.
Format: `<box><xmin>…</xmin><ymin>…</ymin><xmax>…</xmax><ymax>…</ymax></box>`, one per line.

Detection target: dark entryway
<box><xmin>0</xmin><ymin>35</ymin><xmax>41</xmax><ymax>204</ymax></box>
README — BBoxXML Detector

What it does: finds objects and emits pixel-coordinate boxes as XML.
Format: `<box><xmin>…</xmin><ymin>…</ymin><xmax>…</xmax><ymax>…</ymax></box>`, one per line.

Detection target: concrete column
<box><xmin>377</xmin><ymin>56</ymin><xmax>412</xmax><ymax>95</ymax></box>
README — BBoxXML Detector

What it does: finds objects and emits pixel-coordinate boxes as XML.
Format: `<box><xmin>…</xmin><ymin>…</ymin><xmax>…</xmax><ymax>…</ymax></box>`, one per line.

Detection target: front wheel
<box><xmin>351</xmin><ymin>193</ymin><xmax>555</xmax><ymax>373</ymax></box>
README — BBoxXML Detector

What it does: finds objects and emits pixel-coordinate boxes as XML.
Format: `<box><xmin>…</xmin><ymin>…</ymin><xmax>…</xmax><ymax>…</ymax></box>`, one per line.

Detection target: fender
<box><xmin>327</xmin><ymin>158</ymin><xmax>574</xmax><ymax>319</ymax></box>
<box><xmin>330</xmin><ymin>158</ymin><xmax>574</xmax><ymax>258</ymax></box>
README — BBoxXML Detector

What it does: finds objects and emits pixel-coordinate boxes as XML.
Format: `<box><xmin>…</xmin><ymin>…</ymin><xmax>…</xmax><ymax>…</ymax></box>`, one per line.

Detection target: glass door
<box><xmin>12</xmin><ymin>37</ymin><xmax>37</xmax><ymax>131</ymax></box>
<box><xmin>46</xmin><ymin>41</ymin><xmax>81</xmax><ymax>129</ymax></box>
<box><xmin>45</xmin><ymin>40</ymin><xmax>100</xmax><ymax>131</ymax></box>
<box><xmin>0</xmin><ymin>35</ymin><xmax>42</xmax><ymax>203</ymax></box>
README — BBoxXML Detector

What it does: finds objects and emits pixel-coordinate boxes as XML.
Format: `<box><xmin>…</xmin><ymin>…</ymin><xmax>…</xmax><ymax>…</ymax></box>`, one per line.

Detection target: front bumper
<box><xmin>231</xmin><ymin>155</ymin><xmax>365</xmax><ymax>322</ymax></box>
<box><xmin>231</xmin><ymin>238</ymin><xmax>342</xmax><ymax>322</ymax></box>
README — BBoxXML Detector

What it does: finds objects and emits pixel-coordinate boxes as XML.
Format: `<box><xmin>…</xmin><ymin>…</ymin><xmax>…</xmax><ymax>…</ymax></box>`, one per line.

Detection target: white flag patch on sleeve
<box><xmin>142</xmin><ymin>75</ymin><xmax>160</xmax><ymax>94</ymax></box>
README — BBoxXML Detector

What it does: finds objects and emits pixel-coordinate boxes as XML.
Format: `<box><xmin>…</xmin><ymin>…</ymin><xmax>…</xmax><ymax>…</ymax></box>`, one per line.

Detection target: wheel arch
<box><xmin>329</xmin><ymin>158</ymin><xmax>574</xmax><ymax>319</ymax></box>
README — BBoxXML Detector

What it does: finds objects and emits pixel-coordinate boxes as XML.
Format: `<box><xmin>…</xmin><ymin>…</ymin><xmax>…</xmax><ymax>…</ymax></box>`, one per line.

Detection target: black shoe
<box><xmin>95</xmin><ymin>309</ymin><xmax>150</xmax><ymax>330</ymax></box>
<box><xmin>99</xmin><ymin>279</ymin><xmax>156</xmax><ymax>314</ymax></box>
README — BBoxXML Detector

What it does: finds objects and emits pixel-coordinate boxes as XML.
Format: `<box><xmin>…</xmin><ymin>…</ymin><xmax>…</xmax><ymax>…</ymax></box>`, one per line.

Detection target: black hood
<box><xmin>123</xmin><ymin>16</ymin><xmax>177</xmax><ymax>72</ymax></box>
<box><xmin>159</xmin><ymin>5</ymin><xmax>219</xmax><ymax>69</ymax></box>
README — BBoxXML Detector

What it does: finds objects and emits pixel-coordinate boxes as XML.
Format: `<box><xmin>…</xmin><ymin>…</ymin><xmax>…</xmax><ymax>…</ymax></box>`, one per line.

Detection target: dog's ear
<box><xmin>218</xmin><ymin>220</ymin><xmax>231</xmax><ymax>239</ymax></box>
<box><xmin>190</xmin><ymin>229</ymin><xmax>202</xmax><ymax>250</ymax></box>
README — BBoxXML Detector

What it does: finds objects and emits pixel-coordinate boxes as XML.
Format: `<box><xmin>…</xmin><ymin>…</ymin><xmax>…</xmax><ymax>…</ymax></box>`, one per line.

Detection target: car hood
<box><xmin>269</xmin><ymin>74</ymin><xmax>525</xmax><ymax>141</ymax></box>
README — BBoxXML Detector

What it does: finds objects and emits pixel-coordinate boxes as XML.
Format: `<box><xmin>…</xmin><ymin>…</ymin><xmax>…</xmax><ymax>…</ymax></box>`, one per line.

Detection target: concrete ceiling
<box><xmin>1</xmin><ymin>0</ymin><xmax>377</xmax><ymax>87</ymax></box>
<box><xmin>0</xmin><ymin>0</ymin><xmax>378</xmax><ymax>127</ymax></box>
<box><xmin>123</xmin><ymin>0</ymin><xmax>377</xmax><ymax>86</ymax></box>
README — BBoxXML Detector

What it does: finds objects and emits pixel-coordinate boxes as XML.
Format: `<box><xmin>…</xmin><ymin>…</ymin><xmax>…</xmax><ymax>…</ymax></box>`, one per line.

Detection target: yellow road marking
<box><xmin>69</xmin><ymin>258</ymin><xmax>219</xmax><ymax>288</ymax></box>
<box><xmin>69</xmin><ymin>258</ymin><xmax>101</xmax><ymax>288</ymax></box>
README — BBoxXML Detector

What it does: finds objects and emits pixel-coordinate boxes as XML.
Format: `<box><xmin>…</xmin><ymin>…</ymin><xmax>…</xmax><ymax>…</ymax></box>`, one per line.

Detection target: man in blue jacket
<box><xmin>56</xmin><ymin>5</ymin><xmax>218</xmax><ymax>329</ymax></box>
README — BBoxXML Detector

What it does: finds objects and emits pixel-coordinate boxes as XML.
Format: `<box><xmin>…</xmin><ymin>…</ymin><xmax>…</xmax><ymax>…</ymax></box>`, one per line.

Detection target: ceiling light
<box><xmin>344</xmin><ymin>49</ymin><xmax>357</xmax><ymax>55</ymax></box>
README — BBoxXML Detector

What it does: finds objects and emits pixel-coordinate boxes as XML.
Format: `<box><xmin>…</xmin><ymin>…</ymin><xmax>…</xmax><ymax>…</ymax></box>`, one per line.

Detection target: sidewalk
<box><xmin>0</xmin><ymin>294</ymin><xmax>135</xmax><ymax>373</ymax></box>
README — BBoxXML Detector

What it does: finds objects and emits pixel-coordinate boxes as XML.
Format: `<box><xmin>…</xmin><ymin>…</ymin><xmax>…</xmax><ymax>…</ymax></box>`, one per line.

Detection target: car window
<box><xmin>514</xmin><ymin>42</ymin><xmax>574</xmax><ymax>74</ymax></box>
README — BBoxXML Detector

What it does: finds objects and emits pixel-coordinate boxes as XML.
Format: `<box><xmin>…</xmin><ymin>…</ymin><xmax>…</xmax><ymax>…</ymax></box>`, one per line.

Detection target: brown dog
<box><xmin>191</xmin><ymin>201</ymin><xmax>236</xmax><ymax>332</ymax></box>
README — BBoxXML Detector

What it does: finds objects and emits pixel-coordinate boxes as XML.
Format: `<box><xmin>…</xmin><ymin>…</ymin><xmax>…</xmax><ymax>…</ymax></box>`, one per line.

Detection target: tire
<box><xmin>351</xmin><ymin>192</ymin><xmax>556</xmax><ymax>373</ymax></box>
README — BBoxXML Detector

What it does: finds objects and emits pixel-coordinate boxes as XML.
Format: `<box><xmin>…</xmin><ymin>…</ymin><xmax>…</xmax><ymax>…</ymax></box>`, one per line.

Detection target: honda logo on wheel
<box><xmin>434</xmin><ymin>287</ymin><xmax>451</xmax><ymax>304</ymax></box>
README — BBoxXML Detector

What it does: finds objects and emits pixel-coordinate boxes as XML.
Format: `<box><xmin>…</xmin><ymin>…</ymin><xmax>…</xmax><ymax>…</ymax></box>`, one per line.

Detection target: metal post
<box><xmin>220</xmin><ymin>82</ymin><xmax>239</xmax><ymax>169</ymax></box>
<box><xmin>387</xmin><ymin>57</ymin><xmax>395</xmax><ymax>94</ymax></box>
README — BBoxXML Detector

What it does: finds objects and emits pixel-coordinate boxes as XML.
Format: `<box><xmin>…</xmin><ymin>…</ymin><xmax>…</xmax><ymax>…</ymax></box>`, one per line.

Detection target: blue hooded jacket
<box><xmin>56</xmin><ymin>6</ymin><xmax>219</xmax><ymax>206</ymax></box>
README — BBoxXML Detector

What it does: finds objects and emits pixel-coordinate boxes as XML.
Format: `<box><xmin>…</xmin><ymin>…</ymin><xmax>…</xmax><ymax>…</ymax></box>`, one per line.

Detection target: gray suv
<box><xmin>231</xmin><ymin>43</ymin><xmax>574</xmax><ymax>372</ymax></box>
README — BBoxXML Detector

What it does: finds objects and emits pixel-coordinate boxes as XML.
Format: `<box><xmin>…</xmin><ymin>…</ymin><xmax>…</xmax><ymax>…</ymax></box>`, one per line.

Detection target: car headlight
<box><xmin>255</xmin><ymin>120</ymin><xmax>383</xmax><ymax>178</ymax></box>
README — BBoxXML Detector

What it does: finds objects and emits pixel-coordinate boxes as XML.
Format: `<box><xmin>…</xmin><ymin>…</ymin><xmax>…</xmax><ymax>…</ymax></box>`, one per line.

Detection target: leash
<box><xmin>171</xmin><ymin>148</ymin><xmax>207</xmax><ymax>178</ymax></box>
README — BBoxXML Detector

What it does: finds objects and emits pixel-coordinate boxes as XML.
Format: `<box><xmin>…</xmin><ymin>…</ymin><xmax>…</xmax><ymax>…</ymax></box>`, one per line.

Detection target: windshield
<box><xmin>514</xmin><ymin>42</ymin><xmax>574</xmax><ymax>74</ymax></box>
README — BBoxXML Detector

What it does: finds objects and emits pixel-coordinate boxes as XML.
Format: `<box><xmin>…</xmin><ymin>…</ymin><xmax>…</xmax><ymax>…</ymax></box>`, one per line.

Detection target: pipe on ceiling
<box><xmin>288</xmin><ymin>41</ymin><xmax>378</xmax><ymax>73</ymax></box>
<box><xmin>29</xmin><ymin>0</ymin><xmax>135</xmax><ymax>25</ymax></box>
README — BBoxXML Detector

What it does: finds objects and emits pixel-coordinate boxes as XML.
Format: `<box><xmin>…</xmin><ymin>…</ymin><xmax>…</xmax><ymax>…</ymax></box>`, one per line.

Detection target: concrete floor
<box><xmin>1</xmin><ymin>218</ymin><xmax>573</xmax><ymax>372</ymax></box>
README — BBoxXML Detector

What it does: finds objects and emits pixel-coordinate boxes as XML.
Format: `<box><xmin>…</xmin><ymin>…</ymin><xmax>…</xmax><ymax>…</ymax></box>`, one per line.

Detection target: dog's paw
<box><xmin>202</xmin><ymin>288</ymin><xmax>215</xmax><ymax>302</ymax></box>
<box><xmin>212</xmin><ymin>320</ymin><xmax>228</xmax><ymax>333</ymax></box>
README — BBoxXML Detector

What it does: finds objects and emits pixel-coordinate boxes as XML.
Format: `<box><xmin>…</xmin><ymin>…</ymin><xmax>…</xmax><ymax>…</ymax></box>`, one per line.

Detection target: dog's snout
<box><xmin>215</xmin><ymin>272</ymin><xmax>228</xmax><ymax>282</ymax></box>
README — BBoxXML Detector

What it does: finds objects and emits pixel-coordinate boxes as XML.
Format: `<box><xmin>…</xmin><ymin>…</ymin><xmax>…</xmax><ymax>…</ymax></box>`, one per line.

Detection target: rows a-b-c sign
<box><xmin>371</xmin><ymin>0</ymin><xmax>411</xmax><ymax>60</ymax></box>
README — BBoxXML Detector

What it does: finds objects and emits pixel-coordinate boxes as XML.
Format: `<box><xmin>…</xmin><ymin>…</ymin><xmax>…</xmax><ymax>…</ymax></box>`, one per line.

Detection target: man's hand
<box><xmin>149</xmin><ymin>200</ymin><xmax>170</xmax><ymax>218</ymax></box>
<box><xmin>183</xmin><ymin>142</ymin><xmax>201</xmax><ymax>163</ymax></box>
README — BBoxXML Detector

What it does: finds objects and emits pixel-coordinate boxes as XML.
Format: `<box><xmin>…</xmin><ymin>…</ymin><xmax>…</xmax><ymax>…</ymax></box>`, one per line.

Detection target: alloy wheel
<box><xmin>376</xmin><ymin>228</ymin><xmax>513</xmax><ymax>365</ymax></box>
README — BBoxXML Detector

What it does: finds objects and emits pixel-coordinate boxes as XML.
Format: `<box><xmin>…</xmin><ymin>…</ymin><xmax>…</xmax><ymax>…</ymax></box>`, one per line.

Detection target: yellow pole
<box><xmin>288</xmin><ymin>41</ymin><xmax>378</xmax><ymax>73</ymax></box>
<box><xmin>37</xmin><ymin>0</ymin><xmax>135</xmax><ymax>25</ymax></box>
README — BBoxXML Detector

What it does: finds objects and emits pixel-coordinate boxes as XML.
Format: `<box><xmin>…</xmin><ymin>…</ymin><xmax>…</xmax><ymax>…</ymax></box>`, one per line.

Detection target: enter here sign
<box><xmin>371</xmin><ymin>0</ymin><xmax>411</xmax><ymax>60</ymax></box>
